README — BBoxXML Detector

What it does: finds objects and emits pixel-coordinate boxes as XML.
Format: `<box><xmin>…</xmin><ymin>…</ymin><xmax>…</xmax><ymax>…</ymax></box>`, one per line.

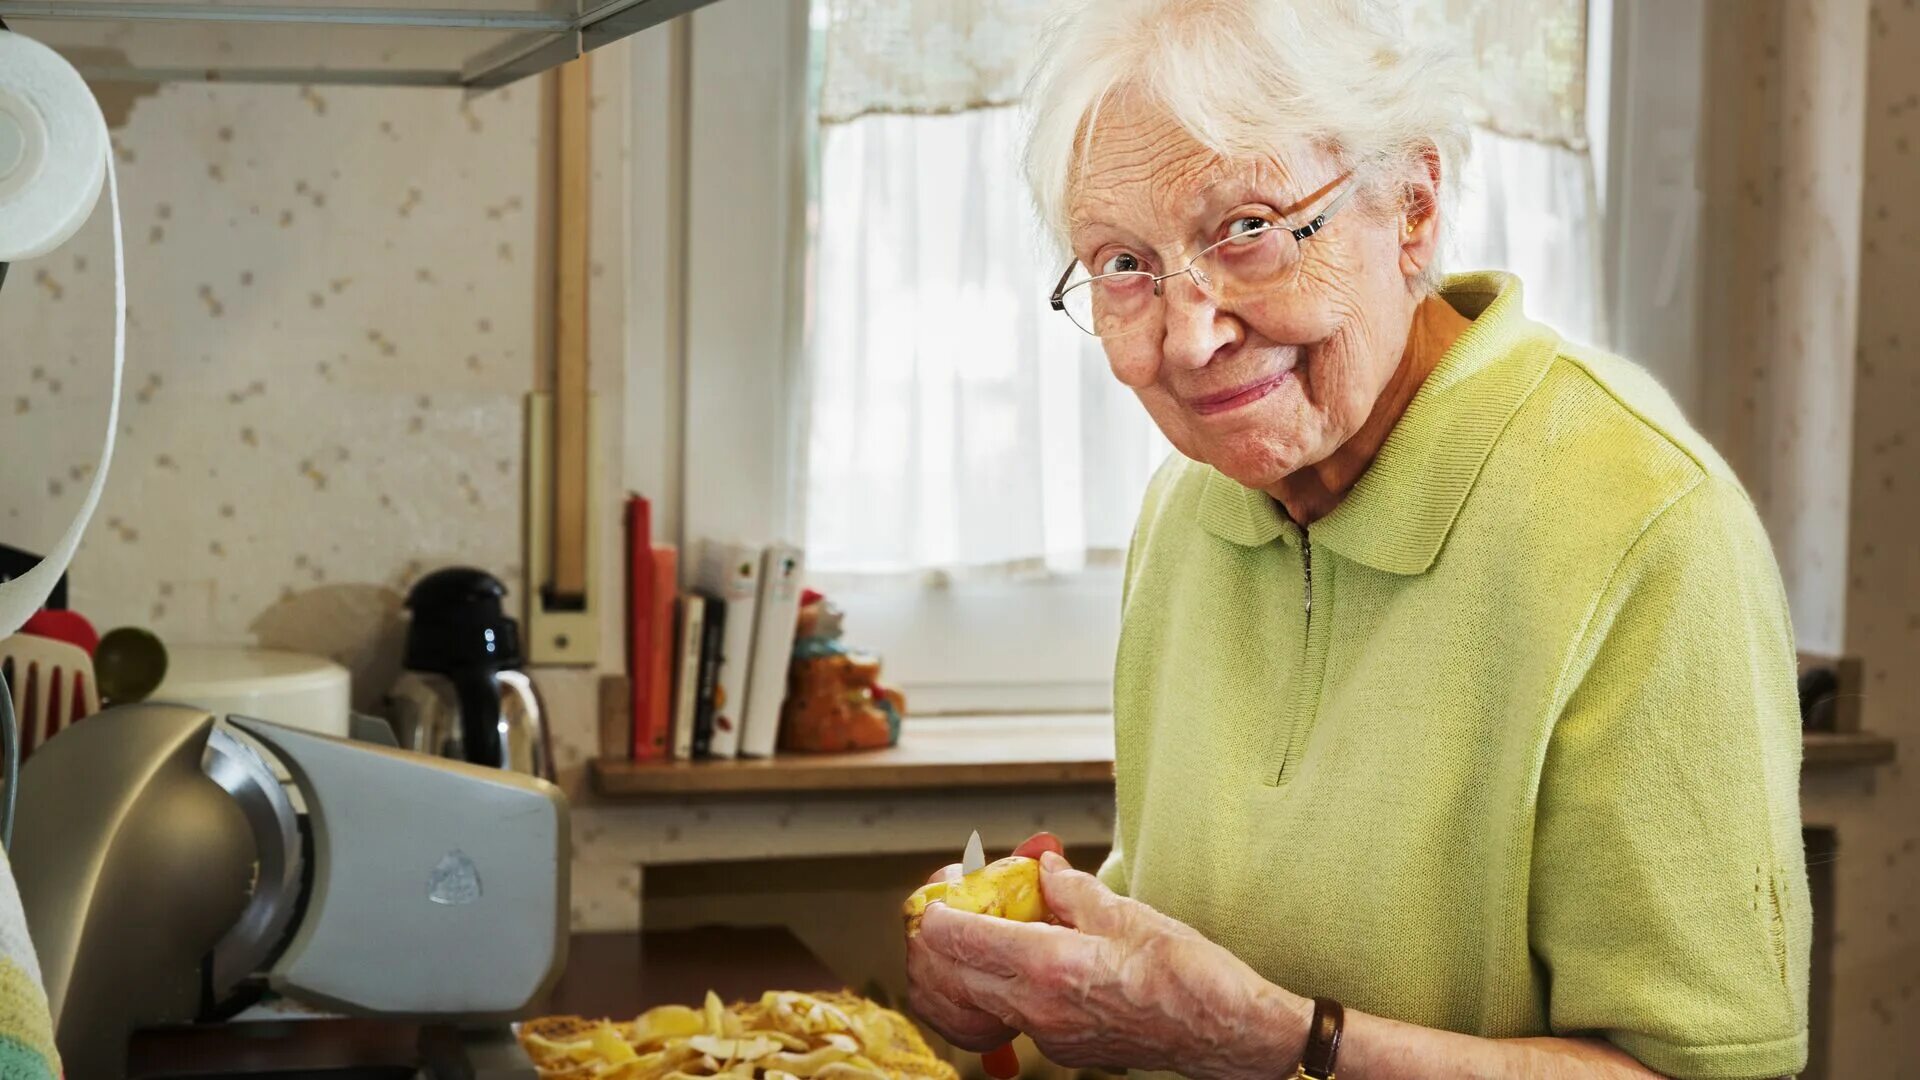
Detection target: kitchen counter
<box><xmin>126</xmin><ymin>927</ymin><xmax>843</xmax><ymax>1077</ymax></box>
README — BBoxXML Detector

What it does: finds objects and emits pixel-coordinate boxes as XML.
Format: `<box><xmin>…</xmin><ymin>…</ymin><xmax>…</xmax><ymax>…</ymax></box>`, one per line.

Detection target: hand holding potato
<box><xmin>901</xmin><ymin>833</ymin><xmax>1065</xmax><ymax>1053</ymax></box>
<box><xmin>904</xmin><ymin>846</ymin><xmax>1303</xmax><ymax>1080</ymax></box>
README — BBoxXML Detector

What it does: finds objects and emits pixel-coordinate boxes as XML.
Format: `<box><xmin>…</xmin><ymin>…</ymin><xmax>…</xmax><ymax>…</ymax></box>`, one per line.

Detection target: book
<box><xmin>624</xmin><ymin>496</ymin><xmax>656</xmax><ymax>760</ymax></box>
<box><xmin>670</xmin><ymin>594</ymin><xmax>707</xmax><ymax>760</ymax></box>
<box><xmin>740</xmin><ymin>544</ymin><xmax>805</xmax><ymax>758</ymax></box>
<box><xmin>692</xmin><ymin>597</ymin><xmax>728</xmax><ymax>758</ymax></box>
<box><xmin>637</xmin><ymin>545</ymin><xmax>678</xmax><ymax>761</ymax></box>
<box><xmin>598</xmin><ymin>674</ymin><xmax>631</xmax><ymax>761</ymax></box>
<box><xmin>693</xmin><ymin>540</ymin><xmax>763</xmax><ymax>759</ymax></box>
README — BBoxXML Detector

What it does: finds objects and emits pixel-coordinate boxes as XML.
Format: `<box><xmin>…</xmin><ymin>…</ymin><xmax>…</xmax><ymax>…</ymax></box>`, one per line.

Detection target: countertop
<box><xmin>126</xmin><ymin>927</ymin><xmax>843</xmax><ymax>1077</ymax></box>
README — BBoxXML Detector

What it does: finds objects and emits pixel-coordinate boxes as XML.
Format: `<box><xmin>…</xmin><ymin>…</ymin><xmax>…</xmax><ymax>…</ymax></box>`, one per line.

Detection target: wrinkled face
<box><xmin>1066</xmin><ymin>101</ymin><xmax>1429</xmax><ymax>491</ymax></box>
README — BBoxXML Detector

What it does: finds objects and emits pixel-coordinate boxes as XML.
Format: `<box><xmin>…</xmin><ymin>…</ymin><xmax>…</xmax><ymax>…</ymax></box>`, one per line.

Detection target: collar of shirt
<box><xmin>1196</xmin><ymin>271</ymin><xmax>1561</xmax><ymax>574</ymax></box>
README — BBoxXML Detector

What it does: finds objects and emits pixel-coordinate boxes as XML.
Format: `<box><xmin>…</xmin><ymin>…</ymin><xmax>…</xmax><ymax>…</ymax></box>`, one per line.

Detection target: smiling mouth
<box><xmin>1187</xmin><ymin>370</ymin><xmax>1294</xmax><ymax>416</ymax></box>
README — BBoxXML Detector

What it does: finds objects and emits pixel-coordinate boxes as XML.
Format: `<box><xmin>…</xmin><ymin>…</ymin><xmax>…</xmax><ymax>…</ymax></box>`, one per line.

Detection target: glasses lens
<box><xmin>1196</xmin><ymin>228</ymin><xmax>1301</xmax><ymax>304</ymax></box>
<box><xmin>1060</xmin><ymin>280</ymin><xmax>1099</xmax><ymax>335</ymax></box>
<box><xmin>1062</xmin><ymin>273</ymin><xmax>1158</xmax><ymax>338</ymax></box>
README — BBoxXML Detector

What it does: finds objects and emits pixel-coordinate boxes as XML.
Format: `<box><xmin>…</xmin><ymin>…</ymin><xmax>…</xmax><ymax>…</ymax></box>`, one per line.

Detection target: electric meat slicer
<box><xmin>9</xmin><ymin>702</ymin><xmax>569</xmax><ymax>1078</ymax></box>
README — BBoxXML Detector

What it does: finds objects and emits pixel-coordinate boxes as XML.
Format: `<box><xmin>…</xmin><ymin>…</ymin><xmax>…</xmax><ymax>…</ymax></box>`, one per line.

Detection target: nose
<box><xmin>1159</xmin><ymin>269</ymin><xmax>1238</xmax><ymax>371</ymax></box>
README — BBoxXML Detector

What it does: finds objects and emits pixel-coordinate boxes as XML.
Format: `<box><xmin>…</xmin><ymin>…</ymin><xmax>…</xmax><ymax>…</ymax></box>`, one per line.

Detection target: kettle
<box><xmin>385</xmin><ymin>567</ymin><xmax>551</xmax><ymax>778</ymax></box>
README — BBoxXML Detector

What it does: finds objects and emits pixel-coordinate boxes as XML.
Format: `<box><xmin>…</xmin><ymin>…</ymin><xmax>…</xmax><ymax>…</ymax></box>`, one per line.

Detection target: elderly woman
<box><xmin>903</xmin><ymin>2</ymin><xmax>1809</xmax><ymax>1079</ymax></box>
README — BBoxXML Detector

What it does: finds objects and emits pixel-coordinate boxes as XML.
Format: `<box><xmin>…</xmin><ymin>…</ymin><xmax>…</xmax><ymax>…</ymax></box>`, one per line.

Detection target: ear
<box><xmin>1398</xmin><ymin>143</ymin><xmax>1443</xmax><ymax>285</ymax></box>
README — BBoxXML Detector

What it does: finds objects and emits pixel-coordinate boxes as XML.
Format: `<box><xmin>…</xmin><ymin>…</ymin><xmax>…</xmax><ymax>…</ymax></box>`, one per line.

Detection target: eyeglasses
<box><xmin>1049</xmin><ymin>176</ymin><xmax>1359</xmax><ymax>340</ymax></box>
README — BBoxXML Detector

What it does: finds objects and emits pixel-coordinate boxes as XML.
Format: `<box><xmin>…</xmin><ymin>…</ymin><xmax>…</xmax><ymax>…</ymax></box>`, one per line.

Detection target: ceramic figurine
<box><xmin>778</xmin><ymin>590</ymin><xmax>904</xmax><ymax>752</ymax></box>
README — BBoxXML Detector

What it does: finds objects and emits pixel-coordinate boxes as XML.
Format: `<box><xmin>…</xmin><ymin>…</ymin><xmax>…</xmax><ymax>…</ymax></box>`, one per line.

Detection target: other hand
<box><xmin>907</xmin><ymin>848</ymin><xmax>1298</xmax><ymax>1079</ymax></box>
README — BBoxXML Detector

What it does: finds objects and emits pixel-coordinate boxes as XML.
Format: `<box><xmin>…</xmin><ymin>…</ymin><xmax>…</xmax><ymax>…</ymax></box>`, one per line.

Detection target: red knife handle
<box><xmin>982</xmin><ymin>1041</ymin><xmax>1020</xmax><ymax>1079</ymax></box>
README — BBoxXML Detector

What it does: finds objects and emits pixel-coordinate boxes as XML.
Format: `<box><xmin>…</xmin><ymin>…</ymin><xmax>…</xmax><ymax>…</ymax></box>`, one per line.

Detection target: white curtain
<box><xmin>820</xmin><ymin>0</ymin><xmax>1590</xmax><ymax>148</ymax></box>
<box><xmin>1453</xmin><ymin>127</ymin><xmax>1605</xmax><ymax>347</ymax></box>
<box><xmin>804</xmin><ymin>0</ymin><xmax>1602</xmax><ymax>580</ymax></box>
<box><xmin>805</xmin><ymin>107</ymin><xmax>1170</xmax><ymax>581</ymax></box>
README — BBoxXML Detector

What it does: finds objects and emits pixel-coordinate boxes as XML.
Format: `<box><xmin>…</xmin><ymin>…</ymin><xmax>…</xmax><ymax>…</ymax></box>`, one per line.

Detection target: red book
<box><xmin>626</xmin><ymin>495</ymin><xmax>656</xmax><ymax>760</ymax></box>
<box><xmin>645</xmin><ymin>545</ymin><xmax>678</xmax><ymax>761</ymax></box>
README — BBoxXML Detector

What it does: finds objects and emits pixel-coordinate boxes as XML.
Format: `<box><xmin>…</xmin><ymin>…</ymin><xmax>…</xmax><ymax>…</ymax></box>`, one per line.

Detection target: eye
<box><xmin>1225</xmin><ymin>216</ymin><xmax>1275</xmax><ymax>240</ymax></box>
<box><xmin>1099</xmin><ymin>251</ymin><xmax>1144</xmax><ymax>275</ymax></box>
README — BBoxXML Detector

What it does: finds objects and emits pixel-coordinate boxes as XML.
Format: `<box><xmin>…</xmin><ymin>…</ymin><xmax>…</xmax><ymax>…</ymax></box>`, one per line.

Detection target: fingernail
<box><xmin>1040</xmin><ymin>851</ymin><xmax>1067</xmax><ymax>872</ymax></box>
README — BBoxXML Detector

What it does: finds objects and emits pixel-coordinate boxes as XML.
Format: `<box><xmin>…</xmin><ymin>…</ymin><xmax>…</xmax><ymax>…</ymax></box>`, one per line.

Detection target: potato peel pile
<box><xmin>520</xmin><ymin>990</ymin><xmax>958</xmax><ymax>1080</ymax></box>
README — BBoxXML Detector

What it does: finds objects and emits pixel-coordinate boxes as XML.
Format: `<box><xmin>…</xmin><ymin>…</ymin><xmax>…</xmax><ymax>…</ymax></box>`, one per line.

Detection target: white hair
<box><xmin>1023</xmin><ymin>0</ymin><xmax>1472</xmax><ymax>280</ymax></box>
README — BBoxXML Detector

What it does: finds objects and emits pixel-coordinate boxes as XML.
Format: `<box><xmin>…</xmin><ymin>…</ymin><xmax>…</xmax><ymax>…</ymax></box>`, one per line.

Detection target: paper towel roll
<box><xmin>0</xmin><ymin>33</ymin><xmax>120</xmax><ymax>639</ymax></box>
<box><xmin>0</xmin><ymin>31</ymin><xmax>107</xmax><ymax>262</ymax></box>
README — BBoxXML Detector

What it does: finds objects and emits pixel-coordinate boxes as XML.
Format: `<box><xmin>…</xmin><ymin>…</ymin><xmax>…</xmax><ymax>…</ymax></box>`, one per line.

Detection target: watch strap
<box><xmin>1294</xmin><ymin>997</ymin><xmax>1345</xmax><ymax>1080</ymax></box>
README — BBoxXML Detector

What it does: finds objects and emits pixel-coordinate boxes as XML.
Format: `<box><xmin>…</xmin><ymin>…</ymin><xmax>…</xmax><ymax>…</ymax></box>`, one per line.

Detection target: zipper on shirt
<box><xmin>1301</xmin><ymin>530</ymin><xmax>1313</xmax><ymax>617</ymax></box>
<box><xmin>1273</xmin><ymin>528</ymin><xmax>1329</xmax><ymax>786</ymax></box>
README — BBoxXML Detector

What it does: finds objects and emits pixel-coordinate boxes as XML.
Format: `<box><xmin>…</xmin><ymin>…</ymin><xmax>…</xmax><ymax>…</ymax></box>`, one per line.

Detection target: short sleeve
<box><xmin>1530</xmin><ymin>476</ymin><xmax>1809</xmax><ymax>1080</ymax></box>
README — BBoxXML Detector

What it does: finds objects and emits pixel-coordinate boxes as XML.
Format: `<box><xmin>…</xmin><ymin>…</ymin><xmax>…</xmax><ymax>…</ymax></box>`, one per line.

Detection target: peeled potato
<box><xmin>902</xmin><ymin>856</ymin><xmax>1049</xmax><ymax>936</ymax></box>
<box><xmin>635</xmin><ymin>1005</ymin><xmax>707</xmax><ymax>1045</ymax></box>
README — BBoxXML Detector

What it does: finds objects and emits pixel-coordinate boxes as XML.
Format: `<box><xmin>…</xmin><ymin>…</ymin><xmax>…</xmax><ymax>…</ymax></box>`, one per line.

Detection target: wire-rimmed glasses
<box><xmin>1049</xmin><ymin>177</ymin><xmax>1359</xmax><ymax>340</ymax></box>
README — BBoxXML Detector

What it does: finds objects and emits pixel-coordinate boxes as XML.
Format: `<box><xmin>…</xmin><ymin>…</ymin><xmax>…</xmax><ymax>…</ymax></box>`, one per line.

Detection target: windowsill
<box><xmin>1801</xmin><ymin>731</ymin><xmax>1897</xmax><ymax>769</ymax></box>
<box><xmin>590</xmin><ymin>714</ymin><xmax>1115</xmax><ymax>798</ymax></box>
<box><xmin>589</xmin><ymin>717</ymin><xmax>1894</xmax><ymax>799</ymax></box>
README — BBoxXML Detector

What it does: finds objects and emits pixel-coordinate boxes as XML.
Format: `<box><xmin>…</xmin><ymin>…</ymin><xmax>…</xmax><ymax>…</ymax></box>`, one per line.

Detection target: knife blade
<box><xmin>958</xmin><ymin>830</ymin><xmax>1020</xmax><ymax>1078</ymax></box>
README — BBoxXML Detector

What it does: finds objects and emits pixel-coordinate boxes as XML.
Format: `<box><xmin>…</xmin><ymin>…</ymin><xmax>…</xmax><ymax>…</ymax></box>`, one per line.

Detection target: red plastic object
<box><xmin>21</xmin><ymin>608</ymin><xmax>99</xmax><ymax>656</ymax></box>
<box><xmin>976</xmin><ymin>832</ymin><xmax>1066</xmax><ymax>1079</ymax></box>
<box><xmin>982</xmin><ymin>1042</ymin><xmax>1021</xmax><ymax>1079</ymax></box>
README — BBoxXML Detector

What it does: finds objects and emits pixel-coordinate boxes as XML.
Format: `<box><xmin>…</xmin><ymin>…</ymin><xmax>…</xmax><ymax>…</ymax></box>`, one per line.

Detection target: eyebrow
<box><xmin>1067</xmin><ymin>167</ymin><xmax>1352</xmax><ymax>259</ymax></box>
<box><xmin>1191</xmin><ymin>168</ymin><xmax>1348</xmax><ymax>222</ymax></box>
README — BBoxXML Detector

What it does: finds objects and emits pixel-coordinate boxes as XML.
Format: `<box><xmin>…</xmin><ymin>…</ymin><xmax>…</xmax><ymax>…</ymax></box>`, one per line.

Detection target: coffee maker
<box><xmin>386</xmin><ymin>567</ymin><xmax>551</xmax><ymax>777</ymax></box>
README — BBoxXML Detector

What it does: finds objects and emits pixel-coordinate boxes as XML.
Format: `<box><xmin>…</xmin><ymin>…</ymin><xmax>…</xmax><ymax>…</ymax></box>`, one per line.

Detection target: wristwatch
<box><xmin>1292</xmin><ymin>998</ymin><xmax>1345</xmax><ymax>1079</ymax></box>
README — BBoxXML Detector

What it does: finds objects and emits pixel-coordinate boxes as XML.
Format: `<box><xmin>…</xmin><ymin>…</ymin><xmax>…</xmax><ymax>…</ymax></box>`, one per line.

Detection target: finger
<box><xmin>919</xmin><ymin>902</ymin><xmax>1080</xmax><ymax>979</ymax></box>
<box><xmin>921</xmin><ymin>945</ymin><xmax>1026</xmax><ymax>1033</ymax></box>
<box><xmin>926</xmin><ymin>861</ymin><xmax>964</xmax><ymax>886</ymax></box>
<box><xmin>1012</xmin><ymin>832</ymin><xmax>1065</xmax><ymax>861</ymax></box>
<box><xmin>905</xmin><ymin>980</ymin><xmax>1017</xmax><ymax>1051</ymax></box>
<box><xmin>910</xmin><ymin>985</ymin><xmax>1019</xmax><ymax>1052</ymax></box>
<box><xmin>1036</xmin><ymin>850</ymin><xmax>1129</xmax><ymax>936</ymax></box>
<box><xmin>905</xmin><ymin>937</ymin><xmax>1019</xmax><ymax>1049</ymax></box>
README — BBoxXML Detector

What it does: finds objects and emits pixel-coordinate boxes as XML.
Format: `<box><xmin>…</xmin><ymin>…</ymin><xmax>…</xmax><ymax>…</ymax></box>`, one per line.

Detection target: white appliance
<box><xmin>152</xmin><ymin>646</ymin><xmax>352</xmax><ymax>739</ymax></box>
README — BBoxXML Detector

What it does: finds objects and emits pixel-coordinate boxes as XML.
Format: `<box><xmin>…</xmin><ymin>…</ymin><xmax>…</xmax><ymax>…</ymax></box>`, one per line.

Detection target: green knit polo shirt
<box><xmin>1104</xmin><ymin>273</ymin><xmax>1809</xmax><ymax>1079</ymax></box>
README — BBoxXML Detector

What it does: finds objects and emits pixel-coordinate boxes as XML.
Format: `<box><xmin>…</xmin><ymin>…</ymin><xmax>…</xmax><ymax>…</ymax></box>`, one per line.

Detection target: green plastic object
<box><xmin>94</xmin><ymin>627</ymin><xmax>168</xmax><ymax>705</ymax></box>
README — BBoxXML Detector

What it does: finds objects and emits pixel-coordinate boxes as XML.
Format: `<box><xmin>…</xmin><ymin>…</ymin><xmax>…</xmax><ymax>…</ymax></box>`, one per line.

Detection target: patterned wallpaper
<box><xmin>1829</xmin><ymin>0</ymin><xmax>1920</xmax><ymax>1066</ymax></box>
<box><xmin>1703</xmin><ymin>1</ymin><xmax>1920</xmax><ymax>1073</ymax></box>
<box><xmin>1699</xmin><ymin>0</ymin><xmax>1865</xmax><ymax>658</ymax></box>
<box><xmin>1</xmin><ymin>56</ymin><xmax>632</xmax><ymax>715</ymax></box>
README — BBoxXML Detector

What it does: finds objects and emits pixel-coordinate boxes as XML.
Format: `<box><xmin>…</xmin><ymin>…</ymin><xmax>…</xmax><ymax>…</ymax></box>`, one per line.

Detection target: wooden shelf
<box><xmin>591</xmin><ymin>714</ymin><xmax>1115</xmax><ymax>797</ymax></box>
<box><xmin>591</xmin><ymin>715</ymin><xmax>1894</xmax><ymax>797</ymax></box>
<box><xmin>1802</xmin><ymin>731</ymin><xmax>1897</xmax><ymax>769</ymax></box>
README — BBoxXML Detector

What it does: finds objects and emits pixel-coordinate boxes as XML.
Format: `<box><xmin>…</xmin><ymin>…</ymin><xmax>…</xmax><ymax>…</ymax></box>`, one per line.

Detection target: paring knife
<box><xmin>962</xmin><ymin>829</ymin><xmax>986</xmax><ymax>876</ymax></box>
<box><xmin>962</xmin><ymin>830</ymin><xmax>1022</xmax><ymax>1080</ymax></box>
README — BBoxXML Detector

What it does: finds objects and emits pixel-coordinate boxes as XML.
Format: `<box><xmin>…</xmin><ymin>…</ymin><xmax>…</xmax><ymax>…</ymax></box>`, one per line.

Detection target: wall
<box><xmin>1</xmin><ymin>55</ymin><xmax>632</xmax><ymax>695</ymax></box>
<box><xmin>1822</xmin><ymin>0</ymin><xmax>1920</xmax><ymax>1066</ymax></box>
<box><xmin>1698</xmin><ymin>0</ymin><xmax>1868</xmax><ymax>658</ymax></box>
<box><xmin>1699</xmin><ymin>1</ymin><xmax>1920</xmax><ymax>1073</ymax></box>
